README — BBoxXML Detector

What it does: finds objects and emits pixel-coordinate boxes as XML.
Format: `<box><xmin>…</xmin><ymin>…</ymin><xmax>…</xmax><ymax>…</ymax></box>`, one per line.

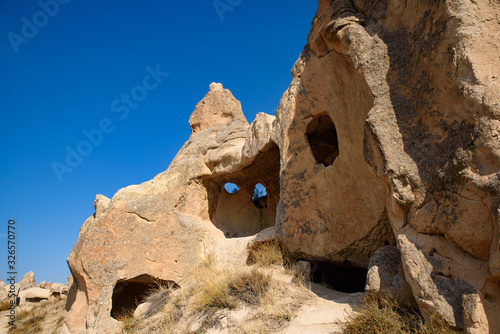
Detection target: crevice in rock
<box><xmin>127</xmin><ymin>212</ymin><xmax>157</xmax><ymax>223</ymax></box>
<box><xmin>306</xmin><ymin>112</ymin><xmax>339</xmax><ymax>167</ymax></box>
<box><xmin>110</xmin><ymin>274</ymin><xmax>177</xmax><ymax>320</ymax></box>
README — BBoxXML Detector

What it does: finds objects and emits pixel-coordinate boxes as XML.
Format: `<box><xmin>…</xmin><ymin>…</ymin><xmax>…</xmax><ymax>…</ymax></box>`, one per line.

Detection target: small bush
<box><xmin>115</xmin><ymin>308</ymin><xmax>138</xmax><ymax>334</ymax></box>
<box><xmin>0</xmin><ymin>299</ymin><xmax>12</xmax><ymax>311</ymax></box>
<box><xmin>190</xmin><ymin>264</ymin><xmax>271</xmax><ymax>312</ymax></box>
<box><xmin>248</xmin><ymin>241</ymin><xmax>284</xmax><ymax>267</ymax></box>
<box><xmin>190</xmin><ymin>265</ymin><xmax>235</xmax><ymax>312</ymax></box>
<box><xmin>228</xmin><ymin>268</ymin><xmax>271</xmax><ymax>306</ymax></box>
<box><xmin>342</xmin><ymin>295</ymin><xmax>454</xmax><ymax>334</ymax></box>
<box><xmin>249</xmin><ymin>241</ymin><xmax>312</xmax><ymax>288</ymax></box>
<box><xmin>342</xmin><ymin>296</ymin><xmax>410</xmax><ymax>334</ymax></box>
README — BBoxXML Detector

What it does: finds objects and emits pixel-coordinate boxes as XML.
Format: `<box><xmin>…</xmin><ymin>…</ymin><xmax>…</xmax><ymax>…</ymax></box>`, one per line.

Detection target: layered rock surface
<box><xmin>63</xmin><ymin>1</ymin><xmax>500</xmax><ymax>333</ymax></box>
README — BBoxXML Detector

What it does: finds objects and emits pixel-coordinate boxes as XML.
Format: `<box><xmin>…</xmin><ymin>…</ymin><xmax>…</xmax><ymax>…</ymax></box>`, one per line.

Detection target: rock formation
<box><xmin>0</xmin><ymin>271</ymin><xmax>69</xmax><ymax>307</ymax></box>
<box><xmin>19</xmin><ymin>271</ymin><xmax>36</xmax><ymax>290</ymax></box>
<box><xmin>63</xmin><ymin>0</ymin><xmax>500</xmax><ymax>333</ymax></box>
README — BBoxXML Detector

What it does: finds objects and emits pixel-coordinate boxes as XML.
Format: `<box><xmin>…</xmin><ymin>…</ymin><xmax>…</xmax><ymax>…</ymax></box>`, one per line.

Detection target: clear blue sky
<box><xmin>0</xmin><ymin>0</ymin><xmax>317</xmax><ymax>284</ymax></box>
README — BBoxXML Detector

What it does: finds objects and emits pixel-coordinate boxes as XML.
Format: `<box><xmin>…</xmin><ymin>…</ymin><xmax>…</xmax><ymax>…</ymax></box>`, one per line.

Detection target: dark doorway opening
<box><xmin>311</xmin><ymin>261</ymin><xmax>367</xmax><ymax>293</ymax></box>
<box><xmin>306</xmin><ymin>113</ymin><xmax>339</xmax><ymax>167</ymax></box>
<box><xmin>111</xmin><ymin>274</ymin><xmax>176</xmax><ymax>319</ymax></box>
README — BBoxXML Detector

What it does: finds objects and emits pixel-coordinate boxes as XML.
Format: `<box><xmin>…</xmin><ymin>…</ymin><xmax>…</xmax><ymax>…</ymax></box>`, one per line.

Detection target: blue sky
<box><xmin>0</xmin><ymin>0</ymin><xmax>317</xmax><ymax>284</ymax></box>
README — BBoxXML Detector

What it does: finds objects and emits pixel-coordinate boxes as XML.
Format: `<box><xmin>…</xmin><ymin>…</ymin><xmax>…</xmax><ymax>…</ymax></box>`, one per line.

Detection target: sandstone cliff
<box><xmin>62</xmin><ymin>1</ymin><xmax>500</xmax><ymax>333</ymax></box>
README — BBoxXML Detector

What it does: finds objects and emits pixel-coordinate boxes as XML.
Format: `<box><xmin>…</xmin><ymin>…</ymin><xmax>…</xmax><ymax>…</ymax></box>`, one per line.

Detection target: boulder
<box><xmin>247</xmin><ymin>226</ymin><xmax>277</xmax><ymax>250</ymax></box>
<box><xmin>133</xmin><ymin>301</ymin><xmax>151</xmax><ymax>320</ymax></box>
<box><xmin>50</xmin><ymin>283</ymin><xmax>69</xmax><ymax>298</ymax></box>
<box><xmin>19</xmin><ymin>271</ymin><xmax>36</xmax><ymax>290</ymax></box>
<box><xmin>365</xmin><ymin>246</ymin><xmax>415</xmax><ymax>308</ymax></box>
<box><xmin>19</xmin><ymin>287</ymin><xmax>50</xmax><ymax>304</ymax></box>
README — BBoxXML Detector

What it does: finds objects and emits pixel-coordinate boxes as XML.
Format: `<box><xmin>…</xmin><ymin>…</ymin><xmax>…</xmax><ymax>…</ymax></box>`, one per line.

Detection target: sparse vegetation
<box><xmin>248</xmin><ymin>241</ymin><xmax>284</xmax><ymax>267</ymax></box>
<box><xmin>342</xmin><ymin>295</ymin><xmax>454</xmax><ymax>334</ymax></box>
<box><xmin>249</xmin><ymin>241</ymin><xmax>311</xmax><ymax>288</ymax></box>
<box><xmin>0</xmin><ymin>298</ymin><xmax>12</xmax><ymax>311</ymax></box>
<box><xmin>118</xmin><ymin>252</ymin><xmax>311</xmax><ymax>334</ymax></box>
<box><xmin>8</xmin><ymin>296</ymin><xmax>65</xmax><ymax>334</ymax></box>
<box><xmin>115</xmin><ymin>307</ymin><xmax>138</xmax><ymax>333</ymax></box>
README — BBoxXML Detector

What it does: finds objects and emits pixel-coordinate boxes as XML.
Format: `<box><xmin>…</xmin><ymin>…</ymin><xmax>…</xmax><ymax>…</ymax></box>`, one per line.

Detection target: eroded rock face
<box><xmin>20</xmin><ymin>271</ymin><xmax>36</xmax><ymax>290</ymax></box>
<box><xmin>64</xmin><ymin>84</ymin><xmax>282</xmax><ymax>333</ymax></box>
<box><xmin>65</xmin><ymin>1</ymin><xmax>500</xmax><ymax>332</ymax></box>
<box><xmin>274</xmin><ymin>0</ymin><xmax>499</xmax><ymax>331</ymax></box>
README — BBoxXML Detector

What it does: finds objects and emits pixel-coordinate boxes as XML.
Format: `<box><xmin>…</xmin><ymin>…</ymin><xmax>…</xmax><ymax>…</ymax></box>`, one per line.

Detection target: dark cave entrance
<box><xmin>206</xmin><ymin>143</ymin><xmax>280</xmax><ymax>238</ymax></box>
<box><xmin>110</xmin><ymin>274</ymin><xmax>176</xmax><ymax>319</ymax></box>
<box><xmin>306</xmin><ymin>112</ymin><xmax>339</xmax><ymax>167</ymax></box>
<box><xmin>311</xmin><ymin>261</ymin><xmax>367</xmax><ymax>293</ymax></box>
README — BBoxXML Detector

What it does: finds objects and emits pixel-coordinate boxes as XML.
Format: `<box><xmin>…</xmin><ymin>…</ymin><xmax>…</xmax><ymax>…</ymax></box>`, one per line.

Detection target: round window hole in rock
<box><xmin>224</xmin><ymin>183</ymin><xmax>240</xmax><ymax>194</ymax></box>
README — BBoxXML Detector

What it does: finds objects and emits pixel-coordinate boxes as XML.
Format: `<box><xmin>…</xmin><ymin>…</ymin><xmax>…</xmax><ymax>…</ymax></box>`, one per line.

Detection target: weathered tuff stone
<box><xmin>64</xmin><ymin>0</ymin><xmax>500</xmax><ymax>332</ymax></box>
<box><xmin>272</xmin><ymin>0</ymin><xmax>500</xmax><ymax>331</ymax></box>
<box><xmin>64</xmin><ymin>83</ymin><xmax>281</xmax><ymax>333</ymax></box>
<box><xmin>365</xmin><ymin>246</ymin><xmax>415</xmax><ymax>308</ymax></box>
<box><xmin>19</xmin><ymin>271</ymin><xmax>36</xmax><ymax>290</ymax></box>
<box><xmin>19</xmin><ymin>287</ymin><xmax>50</xmax><ymax>305</ymax></box>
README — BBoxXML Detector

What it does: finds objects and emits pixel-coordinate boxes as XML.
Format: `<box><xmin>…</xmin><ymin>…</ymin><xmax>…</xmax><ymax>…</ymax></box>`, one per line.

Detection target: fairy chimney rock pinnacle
<box><xmin>188</xmin><ymin>82</ymin><xmax>248</xmax><ymax>134</ymax></box>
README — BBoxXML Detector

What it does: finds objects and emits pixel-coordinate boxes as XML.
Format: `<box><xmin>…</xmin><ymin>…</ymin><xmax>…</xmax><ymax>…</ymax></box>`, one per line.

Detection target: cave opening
<box><xmin>110</xmin><ymin>274</ymin><xmax>177</xmax><ymax>320</ymax></box>
<box><xmin>311</xmin><ymin>261</ymin><xmax>367</xmax><ymax>293</ymax></box>
<box><xmin>306</xmin><ymin>112</ymin><xmax>339</xmax><ymax>167</ymax></box>
<box><xmin>207</xmin><ymin>143</ymin><xmax>280</xmax><ymax>238</ymax></box>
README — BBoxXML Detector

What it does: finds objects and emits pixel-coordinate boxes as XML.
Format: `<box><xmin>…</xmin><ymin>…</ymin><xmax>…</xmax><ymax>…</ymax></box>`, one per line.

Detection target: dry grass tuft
<box><xmin>228</xmin><ymin>268</ymin><xmax>271</xmax><ymax>306</ymax></box>
<box><xmin>141</xmin><ymin>283</ymin><xmax>175</xmax><ymax>319</ymax></box>
<box><xmin>188</xmin><ymin>263</ymin><xmax>271</xmax><ymax>313</ymax></box>
<box><xmin>249</xmin><ymin>241</ymin><xmax>311</xmax><ymax>288</ymax></box>
<box><xmin>342</xmin><ymin>295</ymin><xmax>455</xmax><ymax>334</ymax></box>
<box><xmin>248</xmin><ymin>241</ymin><xmax>284</xmax><ymax>267</ymax></box>
<box><xmin>0</xmin><ymin>298</ymin><xmax>12</xmax><ymax>311</ymax></box>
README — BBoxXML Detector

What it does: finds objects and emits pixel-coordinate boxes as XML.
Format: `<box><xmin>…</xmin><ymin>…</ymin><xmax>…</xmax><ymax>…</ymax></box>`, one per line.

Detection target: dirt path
<box><xmin>281</xmin><ymin>284</ymin><xmax>363</xmax><ymax>334</ymax></box>
<box><xmin>211</xmin><ymin>236</ymin><xmax>254</xmax><ymax>266</ymax></box>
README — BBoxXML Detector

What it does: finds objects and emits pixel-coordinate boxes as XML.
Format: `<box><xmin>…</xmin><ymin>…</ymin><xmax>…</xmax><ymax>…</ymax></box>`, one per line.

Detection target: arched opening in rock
<box><xmin>311</xmin><ymin>261</ymin><xmax>367</xmax><ymax>293</ymax></box>
<box><xmin>110</xmin><ymin>274</ymin><xmax>176</xmax><ymax>320</ymax></box>
<box><xmin>306</xmin><ymin>113</ymin><xmax>339</xmax><ymax>167</ymax></box>
<box><xmin>206</xmin><ymin>143</ymin><xmax>281</xmax><ymax>238</ymax></box>
<box><xmin>224</xmin><ymin>183</ymin><xmax>240</xmax><ymax>193</ymax></box>
<box><xmin>252</xmin><ymin>183</ymin><xmax>267</xmax><ymax>209</ymax></box>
